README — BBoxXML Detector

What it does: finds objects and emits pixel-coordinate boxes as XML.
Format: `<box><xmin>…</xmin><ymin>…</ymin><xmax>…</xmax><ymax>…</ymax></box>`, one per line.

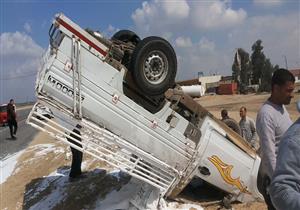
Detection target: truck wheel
<box><xmin>223</xmin><ymin>118</ymin><xmax>241</xmax><ymax>135</ymax></box>
<box><xmin>112</xmin><ymin>30</ymin><xmax>141</xmax><ymax>46</ymax></box>
<box><xmin>130</xmin><ymin>36</ymin><xmax>177</xmax><ymax>96</ymax></box>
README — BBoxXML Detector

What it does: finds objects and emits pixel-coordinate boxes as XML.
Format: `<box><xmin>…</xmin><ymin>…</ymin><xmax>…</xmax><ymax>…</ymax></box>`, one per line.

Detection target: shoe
<box><xmin>11</xmin><ymin>136</ymin><xmax>17</xmax><ymax>140</ymax></box>
<box><xmin>78</xmin><ymin>173</ymin><xmax>88</xmax><ymax>179</ymax></box>
<box><xmin>69</xmin><ymin>172</ymin><xmax>87</xmax><ymax>182</ymax></box>
<box><xmin>69</xmin><ymin>175</ymin><xmax>86</xmax><ymax>182</ymax></box>
<box><xmin>69</xmin><ymin>176</ymin><xmax>80</xmax><ymax>182</ymax></box>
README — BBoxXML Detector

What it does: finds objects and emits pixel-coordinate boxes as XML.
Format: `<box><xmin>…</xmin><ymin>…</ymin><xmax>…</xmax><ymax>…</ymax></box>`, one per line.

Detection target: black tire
<box><xmin>223</xmin><ymin>118</ymin><xmax>241</xmax><ymax>135</ymax></box>
<box><xmin>112</xmin><ymin>30</ymin><xmax>141</xmax><ymax>46</ymax></box>
<box><xmin>130</xmin><ymin>36</ymin><xmax>177</xmax><ymax>96</ymax></box>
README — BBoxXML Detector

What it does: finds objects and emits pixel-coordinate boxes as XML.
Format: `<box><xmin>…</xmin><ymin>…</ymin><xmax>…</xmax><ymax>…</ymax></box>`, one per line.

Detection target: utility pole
<box><xmin>283</xmin><ymin>55</ymin><xmax>288</xmax><ymax>69</ymax></box>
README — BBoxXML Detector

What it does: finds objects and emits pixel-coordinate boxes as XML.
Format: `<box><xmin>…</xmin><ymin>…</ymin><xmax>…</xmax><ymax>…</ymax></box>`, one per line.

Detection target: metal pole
<box><xmin>72</xmin><ymin>36</ymin><xmax>77</xmax><ymax>116</ymax></box>
<box><xmin>77</xmin><ymin>40</ymin><xmax>82</xmax><ymax>119</ymax></box>
<box><xmin>283</xmin><ymin>55</ymin><xmax>288</xmax><ymax>69</ymax></box>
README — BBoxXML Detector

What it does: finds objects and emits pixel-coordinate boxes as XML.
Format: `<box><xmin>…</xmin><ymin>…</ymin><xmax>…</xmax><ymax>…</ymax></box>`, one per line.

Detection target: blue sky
<box><xmin>1</xmin><ymin>1</ymin><xmax>139</xmax><ymax>47</ymax></box>
<box><xmin>0</xmin><ymin>0</ymin><xmax>299</xmax><ymax>103</ymax></box>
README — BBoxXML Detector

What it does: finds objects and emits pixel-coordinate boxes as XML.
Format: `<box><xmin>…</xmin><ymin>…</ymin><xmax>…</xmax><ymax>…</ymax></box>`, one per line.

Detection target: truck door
<box><xmin>195</xmin><ymin>119</ymin><xmax>257</xmax><ymax>197</ymax></box>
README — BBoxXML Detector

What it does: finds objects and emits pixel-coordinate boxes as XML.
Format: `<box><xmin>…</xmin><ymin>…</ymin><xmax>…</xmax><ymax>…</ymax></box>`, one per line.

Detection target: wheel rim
<box><xmin>143</xmin><ymin>50</ymin><xmax>168</xmax><ymax>85</ymax></box>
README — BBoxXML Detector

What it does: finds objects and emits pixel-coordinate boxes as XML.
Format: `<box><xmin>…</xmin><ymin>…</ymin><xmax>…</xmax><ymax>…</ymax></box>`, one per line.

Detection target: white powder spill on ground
<box><xmin>29</xmin><ymin>143</ymin><xmax>65</xmax><ymax>157</ymax></box>
<box><xmin>0</xmin><ymin>151</ymin><xmax>24</xmax><ymax>184</ymax></box>
<box><xmin>2</xmin><ymin>142</ymin><xmax>204</xmax><ymax>210</ymax></box>
<box><xmin>165</xmin><ymin>202</ymin><xmax>204</xmax><ymax>210</ymax></box>
<box><xmin>22</xmin><ymin>165</ymin><xmax>204</xmax><ymax>210</ymax></box>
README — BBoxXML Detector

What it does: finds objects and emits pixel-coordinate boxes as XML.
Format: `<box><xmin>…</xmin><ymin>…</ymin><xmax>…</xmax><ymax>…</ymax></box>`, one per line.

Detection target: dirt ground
<box><xmin>1</xmin><ymin>132</ymin><xmax>69</xmax><ymax>210</ymax></box>
<box><xmin>1</xmin><ymin>131</ymin><xmax>114</xmax><ymax>210</ymax></box>
<box><xmin>1</xmin><ymin>93</ymin><xmax>299</xmax><ymax>210</ymax></box>
<box><xmin>196</xmin><ymin>92</ymin><xmax>299</xmax><ymax>122</ymax></box>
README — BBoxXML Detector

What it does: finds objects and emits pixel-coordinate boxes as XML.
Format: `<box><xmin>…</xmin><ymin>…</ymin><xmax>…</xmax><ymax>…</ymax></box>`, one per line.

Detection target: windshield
<box><xmin>49</xmin><ymin>26</ymin><xmax>64</xmax><ymax>49</ymax></box>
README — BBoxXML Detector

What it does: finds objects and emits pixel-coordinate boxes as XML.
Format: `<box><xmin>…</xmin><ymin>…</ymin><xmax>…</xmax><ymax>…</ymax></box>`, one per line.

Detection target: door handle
<box><xmin>198</xmin><ymin>166</ymin><xmax>211</xmax><ymax>176</ymax></box>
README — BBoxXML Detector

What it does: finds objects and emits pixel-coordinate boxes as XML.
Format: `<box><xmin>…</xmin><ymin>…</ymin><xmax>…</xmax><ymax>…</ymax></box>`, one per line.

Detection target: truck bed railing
<box><xmin>26</xmin><ymin>100</ymin><xmax>179</xmax><ymax>195</ymax></box>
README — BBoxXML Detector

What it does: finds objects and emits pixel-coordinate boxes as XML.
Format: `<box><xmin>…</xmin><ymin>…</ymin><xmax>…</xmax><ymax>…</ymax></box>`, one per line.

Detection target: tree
<box><xmin>251</xmin><ymin>40</ymin><xmax>266</xmax><ymax>85</ymax></box>
<box><xmin>232</xmin><ymin>48</ymin><xmax>252</xmax><ymax>92</ymax></box>
<box><xmin>251</xmin><ymin>40</ymin><xmax>276</xmax><ymax>92</ymax></box>
<box><xmin>232</xmin><ymin>40</ymin><xmax>278</xmax><ymax>93</ymax></box>
<box><xmin>260</xmin><ymin>59</ymin><xmax>274</xmax><ymax>92</ymax></box>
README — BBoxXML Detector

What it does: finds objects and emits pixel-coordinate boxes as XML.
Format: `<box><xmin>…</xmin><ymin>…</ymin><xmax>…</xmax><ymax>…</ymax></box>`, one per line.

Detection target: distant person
<box><xmin>7</xmin><ymin>99</ymin><xmax>18</xmax><ymax>139</ymax></box>
<box><xmin>67</xmin><ymin>124</ymin><xmax>84</xmax><ymax>180</ymax></box>
<box><xmin>221</xmin><ymin>109</ymin><xmax>241</xmax><ymax>135</ymax></box>
<box><xmin>221</xmin><ymin>109</ymin><xmax>229</xmax><ymax>121</ymax></box>
<box><xmin>256</xmin><ymin>68</ymin><xmax>295</xmax><ymax>210</ymax></box>
<box><xmin>269</xmin><ymin>101</ymin><xmax>300</xmax><ymax>210</ymax></box>
<box><xmin>239</xmin><ymin>106</ymin><xmax>258</xmax><ymax>149</ymax></box>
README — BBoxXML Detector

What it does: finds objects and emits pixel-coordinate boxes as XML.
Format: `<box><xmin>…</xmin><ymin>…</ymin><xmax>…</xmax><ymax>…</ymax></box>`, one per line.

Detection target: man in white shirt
<box><xmin>256</xmin><ymin>68</ymin><xmax>295</xmax><ymax>210</ymax></box>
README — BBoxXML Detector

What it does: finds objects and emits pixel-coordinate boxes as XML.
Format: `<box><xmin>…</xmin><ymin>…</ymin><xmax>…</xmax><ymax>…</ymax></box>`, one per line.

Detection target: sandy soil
<box><xmin>1</xmin><ymin>131</ymin><xmax>112</xmax><ymax>210</ymax></box>
<box><xmin>1</xmin><ymin>132</ymin><xmax>68</xmax><ymax>210</ymax></box>
<box><xmin>1</xmin><ymin>93</ymin><xmax>299</xmax><ymax>210</ymax></box>
<box><xmin>196</xmin><ymin>92</ymin><xmax>299</xmax><ymax>122</ymax></box>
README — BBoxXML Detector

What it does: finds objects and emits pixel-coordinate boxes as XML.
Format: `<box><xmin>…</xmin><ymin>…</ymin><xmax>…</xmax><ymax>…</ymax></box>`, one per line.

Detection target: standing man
<box><xmin>67</xmin><ymin>124</ymin><xmax>84</xmax><ymax>180</ymax></box>
<box><xmin>256</xmin><ymin>68</ymin><xmax>295</xmax><ymax>210</ymax></box>
<box><xmin>7</xmin><ymin>99</ymin><xmax>18</xmax><ymax>139</ymax></box>
<box><xmin>221</xmin><ymin>109</ymin><xmax>241</xmax><ymax>135</ymax></box>
<box><xmin>269</xmin><ymin>101</ymin><xmax>300</xmax><ymax>210</ymax></box>
<box><xmin>221</xmin><ymin>109</ymin><xmax>229</xmax><ymax>121</ymax></box>
<box><xmin>239</xmin><ymin>106</ymin><xmax>258</xmax><ymax>149</ymax></box>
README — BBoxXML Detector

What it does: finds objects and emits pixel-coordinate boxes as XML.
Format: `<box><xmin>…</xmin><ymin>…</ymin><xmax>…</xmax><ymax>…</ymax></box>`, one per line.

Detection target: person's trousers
<box><xmin>258</xmin><ymin>172</ymin><xmax>276</xmax><ymax>210</ymax></box>
<box><xmin>8</xmin><ymin>119</ymin><xmax>18</xmax><ymax>138</ymax></box>
<box><xmin>69</xmin><ymin>147</ymin><xmax>83</xmax><ymax>178</ymax></box>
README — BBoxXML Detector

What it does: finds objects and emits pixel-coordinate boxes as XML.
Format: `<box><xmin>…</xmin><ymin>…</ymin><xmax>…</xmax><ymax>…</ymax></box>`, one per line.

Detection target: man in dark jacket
<box><xmin>221</xmin><ymin>109</ymin><xmax>241</xmax><ymax>135</ymax></box>
<box><xmin>67</xmin><ymin>124</ymin><xmax>83</xmax><ymax>179</ymax></box>
<box><xmin>7</xmin><ymin>99</ymin><xmax>18</xmax><ymax>139</ymax></box>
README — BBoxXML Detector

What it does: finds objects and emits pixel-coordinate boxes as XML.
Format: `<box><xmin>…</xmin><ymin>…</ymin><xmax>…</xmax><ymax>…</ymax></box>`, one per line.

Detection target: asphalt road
<box><xmin>0</xmin><ymin>106</ymin><xmax>39</xmax><ymax>160</ymax></box>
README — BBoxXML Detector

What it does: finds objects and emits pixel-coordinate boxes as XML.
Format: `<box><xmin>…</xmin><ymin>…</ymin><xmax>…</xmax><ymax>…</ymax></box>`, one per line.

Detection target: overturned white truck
<box><xmin>27</xmin><ymin>13</ymin><xmax>262</xmax><ymax>205</ymax></box>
